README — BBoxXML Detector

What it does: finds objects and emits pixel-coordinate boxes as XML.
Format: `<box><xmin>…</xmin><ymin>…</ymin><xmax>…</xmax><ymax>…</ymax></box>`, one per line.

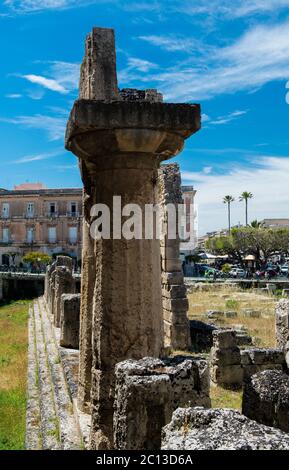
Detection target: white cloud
<box><xmin>179</xmin><ymin>0</ymin><xmax>289</xmax><ymax>19</ymax></box>
<box><xmin>0</xmin><ymin>114</ymin><xmax>66</xmax><ymax>140</ymax></box>
<box><xmin>21</xmin><ymin>74</ymin><xmax>68</xmax><ymax>93</ymax></box>
<box><xmin>5</xmin><ymin>93</ymin><xmax>22</xmax><ymax>98</ymax></box>
<box><xmin>130</xmin><ymin>21</ymin><xmax>289</xmax><ymax>101</ymax></box>
<box><xmin>3</xmin><ymin>0</ymin><xmax>107</xmax><ymax>13</ymax></box>
<box><xmin>204</xmin><ymin>109</ymin><xmax>248</xmax><ymax>126</ymax></box>
<box><xmin>182</xmin><ymin>156</ymin><xmax>289</xmax><ymax>235</ymax></box>
<box><xmin>127</xmin><ymin>57</ymin><xmax>158</xmax><ymax>72</ymax></box>
<box><xmin>138</xmin><ymin>35</ymin><xmax>202</xmax><ymax>52</ymax></box>
<box><xmin>13</xmin><ymin>149</ymin><xmax>63</xmax><ymax>163</ymax></box>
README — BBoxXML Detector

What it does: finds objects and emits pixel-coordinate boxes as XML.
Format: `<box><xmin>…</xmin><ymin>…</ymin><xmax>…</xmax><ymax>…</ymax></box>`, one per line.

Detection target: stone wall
<box><xmin>113</xmin><ymin>356</ymin><xmax>210</xmax><ymax>450</ymax></box>
<box><xmin>210</xmin><ymin>329</ymin><xmax>285</xmax><ymax>388</ymax></box>
<box><xmin>158</xmin><ymin>163</ymin><xmax>191</xmax><ymax>351</ymax></box>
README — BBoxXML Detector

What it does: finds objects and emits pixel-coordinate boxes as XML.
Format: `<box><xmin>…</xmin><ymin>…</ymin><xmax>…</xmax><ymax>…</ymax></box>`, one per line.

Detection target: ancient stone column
<box><xmin>158</xmin><ymin>163</ymin><xmax>191</xmax><ymax>351</ymax></box>
<box><xmin>210</xmin><ymin>329</ymin><xmax>243</xmax><ymax>389</ymax></box>
<box><xmin>276</xmin><ymin>299</ymin><xmax>289</xmax><ymax>348</ymax></box>
<box><xmin>60</xmin><ymin>293</ymin><xmax>81</xmax><ymax>349</ymax></box>
<box><xmin>65</xmin><ymin>27</ymin><xmax>200</xmax><ymax>449</ymax></box>
<box><xmin>77</xmin><ymin>189</ymin><xmax>96</xmax><ymax>412</ymax></box>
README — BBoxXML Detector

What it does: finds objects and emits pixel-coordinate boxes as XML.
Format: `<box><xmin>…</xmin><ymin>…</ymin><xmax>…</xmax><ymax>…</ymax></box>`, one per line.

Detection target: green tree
<box><xmin>22</xmin><ymin>252</ymin><xmax>51</xmax><ymax>268</ymax></box>
<box><xmin>239</xmin><ymin>191</ymin><xmax>253</xmax><ymax>226</ymax></box>
<box><xmin>250</xmin><ymin>219</ymin><xmax>264</xmax><ymax>229</ymax></box>
<box><xmin>223</xmin><ymin>195</ymin><xmax>235</xmax><ymax>233</ymax></box>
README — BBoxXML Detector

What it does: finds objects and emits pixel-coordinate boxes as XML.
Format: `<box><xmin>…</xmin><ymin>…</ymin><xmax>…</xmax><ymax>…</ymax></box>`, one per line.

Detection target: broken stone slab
<box><xmin>224</xmin><ymin>310</ymin><xmax>238</xmax><ymax>318</ymax></box>
<box><xmin>161</xmin><ymin>407</ymin><xmax>289</xmax><ymax>450</ymax></box>
<box><xmin>60</xmin><ymin>294</ymin><xmax>81</xmax><ymax>349</ymax></box>
<box><xmin>242</xmin><ymin>309</ymin><xmax>261</xmax><ymax>318</ymax></box>
<box><xmin>206</xmin><ymin>310</ymin><xmax>224</xmax><ymax>319</ymax></box>
<box><xmin>275</xmin><ymin>299</ymin><xmax>289</xmax><ymax>348</ymax></box>
<box><xmin>113</xmin><ymin>356</ymin><xmax>210</xmax><ymax>450</ymax></box>
<box><xmin>242</xmin><ymin>370</ymin><xmax>289</xmax><ymax>433</ymax></box>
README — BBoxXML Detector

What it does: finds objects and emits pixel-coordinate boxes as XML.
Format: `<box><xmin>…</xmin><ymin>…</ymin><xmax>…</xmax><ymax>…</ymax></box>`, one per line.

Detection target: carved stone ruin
<box><xmin>60</xmin><ymin>294</ymin><xmax>81</xmax><ymax>349</ymax></box>
<box><xmin>210</xmin><ymin>329</ymin><xmax>243</xmax><ymax>388</ymax></box>
<box><xmin>113</xmin><ymin>356</ymin><xmax>210</xmax><ymax>450</ymax></box>
<box><xmin>65</xmin><ymin>27</ymin><xmax>200</xmax><ymax>449</ymax></box>
<box><xmin>158</xmin><ymin>163</ymin><xmax>191</xmax><ymax>351</ymax></box>
<box><xmin>242</xmin><ymin>369</ymin><xmax>289</xmax><ymax>433</ymax></box>
<box><xmin>161</xmin><ymin>407</ymin><xmax>289</xmax><ymax>450</ymax></box>
<box><xmin>276</xmin><ymin>299</ymin><xmax>289</xmax><ymax>349</ymax></box>
<box><xmin>210</xmin><ymin>329</ymin><xmax>285</xmax><ymax>389</ymax></box>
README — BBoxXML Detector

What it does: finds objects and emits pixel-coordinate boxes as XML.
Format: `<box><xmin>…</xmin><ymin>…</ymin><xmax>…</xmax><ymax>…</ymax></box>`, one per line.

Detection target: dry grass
<box><xmin>0</xmin><ymin>300</ymin><xmax>30</xmax><ymax>450</ymax></box>
<box><xmin>188</xmin><ymin>285</ymin><xmax>276</xmax><ymax>348</ymax></box>
<box><xmin>210</xmin><ymin>386</ymin><xmax>243</xmax><ymax>410</ymax></box>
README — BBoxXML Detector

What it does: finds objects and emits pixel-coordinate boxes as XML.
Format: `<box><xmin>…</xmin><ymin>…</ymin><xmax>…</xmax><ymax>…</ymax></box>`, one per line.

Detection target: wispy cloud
<box><xmin>126</xmin><ymin>21</ymin><xmax>289</xmax><ymax>101</ymax></box>
<box><xmin>5</xmin><ymin>93</ymin><xmax>22</xmax><ymax>99</ymax></box>
<box><xmin>16</xmin><ymin>61</ymin><xmax>80</xmax><ymax>96</ymax></box>
<box><xmin>209</xmin><ymin>109</ymin><xmax>248</xmax><ymax>125</ymax></box>
<box><xmin>182</xmin><ymin>156</ymin><xmax>289</xmax><ymax>234</ymax></box>
<box><xmin>0</xmin><ymin>114</ymin><xmax>66</xmax><ymax>140</ymax></box>
<box><xmin>138</xmin><ymin>35</ymin><xmax>202</xmax><ymax>52</ymax></box>
<box><xmin>21</xmin><ymin>74</ymin><xmax>68</xmax><ymax>93</ymax></box>
<box><xmin>179</xmin><ymin>0</ymin><xmax>289</xmax><ymax>19</ymax></box>
<box><xmin>3</xmin><ymin>0</ymin><xmax>110</xmax><ymax>14</ymax></box>
<box><xmin>13</xmin><ymin>149</ymin><xmax>63</xmax><ymax>163</ymax></box>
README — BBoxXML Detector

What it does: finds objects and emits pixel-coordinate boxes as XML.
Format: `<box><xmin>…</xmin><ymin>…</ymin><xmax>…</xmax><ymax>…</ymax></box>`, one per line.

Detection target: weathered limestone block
<box><xmin>158</xmin><ymin>163</ymin><xmax>191</xmax><ymax>352</ymax></box>
<box><xmin>53</xmin><ymin>266</ymin><xmax>75</xmax><ymax>328</ymax></box>
<box><xmin>241</xmin><ymin>348</ymin><xmax>285</xmax><ymax>380</ymax></box>
<box><xmin>210</xmin><ymin>330</ymin><xmax>243</xmax><ymax>388</ymax></box>
<box><xmin>114</xmin><ymin>356</ymin><xmax>210</xmax><ymax>450</ymax></box>
<box><xmin>60</xmin><ymin>294</ymin><xmax>81</xmax><ymax>349</ymax></box>
<box><xmin>242</xmin><ymin>370</ymin><xmax>289</xmax><ymax>433</ymax></box>
<box><xmin>161</xmin><ymin>407</ymin><xmax>289</xmax><ymax>450</ymax></box>
<box><xmin>66</xmin><ymin>27</ymin><xmax>200</xmax><ymax>449</ymax></box>
<box><xmin>276</xmin><ymin>299</ymin><xmax>289</xmax><ymax>348</ymax></box>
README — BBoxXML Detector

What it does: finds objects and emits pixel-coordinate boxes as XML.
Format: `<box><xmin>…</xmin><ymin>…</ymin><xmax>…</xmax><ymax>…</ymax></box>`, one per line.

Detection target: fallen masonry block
<box><xmin>113</xmin><ymin>356</ymin><xmax>210</xmax><ymax>450</ymax></box>
<box><xmin>161</xmin><ymin>407</ymin><xmax>289</xmax><ymax>450</ymax></box>
<box><xmin>242</xmin><ymin>369</ymin><xmax>289</xmax><ymax>433</ymax></box>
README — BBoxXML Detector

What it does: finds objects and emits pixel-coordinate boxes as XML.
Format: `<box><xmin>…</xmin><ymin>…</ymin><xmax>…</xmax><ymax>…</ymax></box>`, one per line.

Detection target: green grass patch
<box><xmin>0</xmin><ymin>300</ymin><xmax>30</xmax><ymax>450</ymax></box>
<box><xmin>211</xmin><ymin>386</ymin><xmax>242</xmax><ymax>410</ymax></box>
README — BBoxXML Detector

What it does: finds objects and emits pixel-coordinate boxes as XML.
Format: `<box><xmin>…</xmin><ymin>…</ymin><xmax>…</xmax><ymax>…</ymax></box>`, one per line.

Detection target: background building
<box><xmin>0</xmin><ymin>184</ymin><xmax>82</xmax><ymax>267</ymax></box>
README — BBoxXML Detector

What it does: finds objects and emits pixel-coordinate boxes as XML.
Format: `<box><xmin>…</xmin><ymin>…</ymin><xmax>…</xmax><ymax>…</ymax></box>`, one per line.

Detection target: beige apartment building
<box><xmin>0</xmin><ymin>184</ymin><xmax>82</xmax><ymax>267</ymax></box>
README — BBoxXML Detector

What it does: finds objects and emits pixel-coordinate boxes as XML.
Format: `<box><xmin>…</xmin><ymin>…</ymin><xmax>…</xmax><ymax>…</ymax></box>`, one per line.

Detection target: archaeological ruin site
<box><xmin>24</xmin><ymin>27</ymin><xmax>289</xmax><ymax>451</ymax></box>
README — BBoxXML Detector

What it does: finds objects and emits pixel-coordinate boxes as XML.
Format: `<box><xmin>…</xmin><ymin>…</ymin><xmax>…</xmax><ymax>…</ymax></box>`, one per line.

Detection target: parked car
<box><xmin>229</xmin><ymin>267</ymin><xmax>246</xmax><ymax>278</ymax></box>
<box><xmin>280</xmin><ymin>265</ymin><xmax>289</xmax><ymax>275</ymax></box>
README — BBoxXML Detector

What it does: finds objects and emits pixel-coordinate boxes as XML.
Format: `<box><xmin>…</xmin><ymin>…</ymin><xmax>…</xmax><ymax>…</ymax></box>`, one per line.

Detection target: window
<box><xmin>48</xmin><ymin>227</ymin><xmax>57</xmax><ymax>243</ymax></box>
<box><xmin>49</xmin><ymin>203</ymin><xmax>56</xmax><ymax>217</ymax></box>
<box><xmin>27</xmin><ymin>228</ymin><xmax>34</xmax><ymax>244</ymax></box>
<box><xmin>69</xmin><ymin>227</ymin><xmax>77</xmax><ymax>244</ymax></box>
<box><xmin>2</xmin><ymin>228</ymin><xmax>9</xmax><ymax>243</ymax></box>
<box><xmin>27</xmin><ymin>202</ymin><xmax>34</xmax><ymax>218</ymax></box>
<box><xmin>70</xmin><ymin>202</ymin><xmax>77</xmax><ymax>216</ymax></box>
<box><xmin>2</xmin><ymin>203</ymin><xmax>9</xmax><ymax>218</ymax></box>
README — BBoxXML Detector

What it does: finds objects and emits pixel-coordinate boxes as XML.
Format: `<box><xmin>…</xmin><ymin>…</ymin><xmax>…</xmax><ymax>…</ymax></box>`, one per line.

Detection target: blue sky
<box><xmin>1</xmin><ymin>1</ymin><xmax>289</xmax><ymax>234</ymax></box>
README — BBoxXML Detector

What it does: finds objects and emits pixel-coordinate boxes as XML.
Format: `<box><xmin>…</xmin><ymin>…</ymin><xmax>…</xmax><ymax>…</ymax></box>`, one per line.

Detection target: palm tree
<box><xmin>239</xmin><ymin>191</ymin><xmax>253</xmax><ymax>226</ymax></box>
<box><xmin>223</xmin><ymin>195</ymin><xmax>235</xmax><ymax>233</ymax></box>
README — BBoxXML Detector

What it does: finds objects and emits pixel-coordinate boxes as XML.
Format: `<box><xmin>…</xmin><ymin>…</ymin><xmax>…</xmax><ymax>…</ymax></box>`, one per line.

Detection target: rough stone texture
<box><xmin>114</xmin><ymin>356</ymin><xmax>210</xmax><ymax>450</ymax></box>
<box><xmin>210</xmin><ymin>330</ymin><xmax>243</xmax><ymax>388</ymax></box>
<box><xmin>242</xmin><ymin>370</ymin><xmax>289</xmax><ymax>433</ymax></box>
<box><xmin>79</xmin><ymin>27</ymin><xmax>119</xmax><ymax>101</ymax></box>
<box><xmin>161</xmin><ymin>407</ymin><xmax>289</xmax><ymax>450</ymax></box>
<box><xmin>158</xmin><ymin>163</ymin><xmax>191</xmax><ymax>351</ymax></box>
<box><xmin>53</xmin><ymin>266</ymin><xmax>75</xmax><ymax>328</ymax></box>
<box><xmin>66</xmin><ymin>27</ymin><xmax>200</xmax><ymax>449</ymax></box>
<box><xmin>276</xmin><ymin>299</ymin><xmax>289</xmax><ymax>349</ymax></box>
<box><xmin>241</xmin><ymin>348</ymin><xmax>285</xmax><ymax>380</ymax></box>
<box><xmin>60</xmin><ymin>294</ymin><xmax>81</xmax><ymax>349</ymax></box>
<box><xmin>119</xmin><ymin>88</ymin><xmax>163</xmax><ymax>102</ymax></box>
<box><xmin>77</xmin><ymin>192</ymin><xmax>95</xmax><ymax>413</ymax></box>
